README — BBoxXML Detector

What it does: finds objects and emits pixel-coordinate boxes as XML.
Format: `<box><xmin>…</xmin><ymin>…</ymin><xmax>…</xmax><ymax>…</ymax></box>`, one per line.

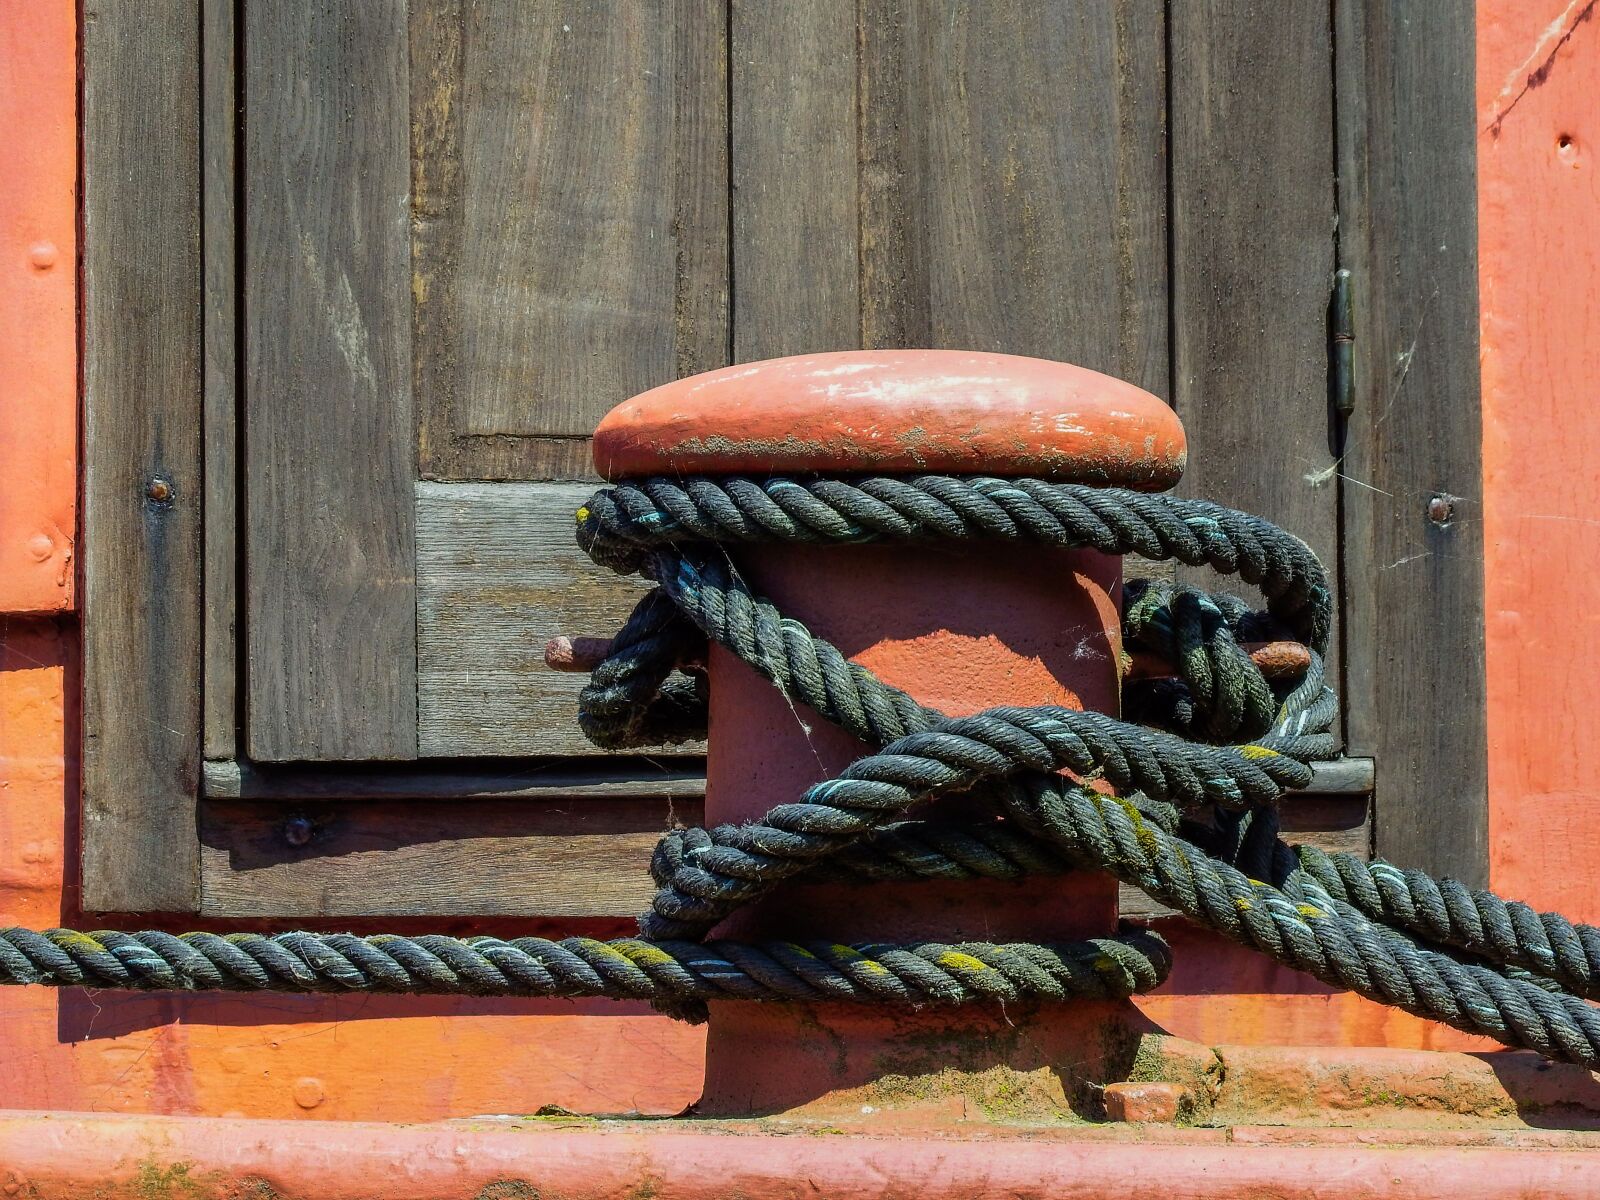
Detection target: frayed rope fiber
<box><xmin>8</xmin><ymin>474</ymin><xmax>1600</xmax><ymax>1066</ymax></box>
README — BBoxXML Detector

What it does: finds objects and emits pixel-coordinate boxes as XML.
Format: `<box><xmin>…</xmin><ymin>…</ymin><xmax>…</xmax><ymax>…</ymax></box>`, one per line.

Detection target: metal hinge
<box><xmin>1329</xmin><ymin>268</ymin><xmax>1355</xmax><ymax>419</ymax></box>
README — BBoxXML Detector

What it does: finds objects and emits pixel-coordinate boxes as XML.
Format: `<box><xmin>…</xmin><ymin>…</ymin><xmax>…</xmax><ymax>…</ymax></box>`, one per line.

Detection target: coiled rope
<box><xmin>6</xmin><ymin>472</ymin><xmax>1600</xmax><ymax>1068</ymax></box>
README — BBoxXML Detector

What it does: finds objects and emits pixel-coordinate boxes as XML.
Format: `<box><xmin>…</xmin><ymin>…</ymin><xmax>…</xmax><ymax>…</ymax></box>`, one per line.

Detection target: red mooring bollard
<box><xmin>594</xmin><ymin>350</ymin><xmax>1187</xmax><ymax>1118</ymax></box>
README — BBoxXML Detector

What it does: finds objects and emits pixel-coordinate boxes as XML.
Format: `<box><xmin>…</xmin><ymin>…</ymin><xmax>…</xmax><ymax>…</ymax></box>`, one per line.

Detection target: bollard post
<box><xmin>594</xmin><ymin>350</ymin><xmax>1187</xmax><ymax>1118</ymax></box>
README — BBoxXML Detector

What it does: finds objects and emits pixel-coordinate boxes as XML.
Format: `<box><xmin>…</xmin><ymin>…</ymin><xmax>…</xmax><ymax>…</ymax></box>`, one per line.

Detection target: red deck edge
<box><xmin>0</xmin><ymin>1111</ymin><xmax>1597</xmax><ymax>1200</ymax></box>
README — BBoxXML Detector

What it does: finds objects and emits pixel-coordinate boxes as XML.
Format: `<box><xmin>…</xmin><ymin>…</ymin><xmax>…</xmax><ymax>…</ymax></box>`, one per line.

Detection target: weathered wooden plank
<box><xmin>415</xmin><ymin>0</ymin><xmax>728</xmax><ymax>481</ymax></box>
<box><xmin>201</xmin><ymin>759</ymin><xmax>707</xmax><ymax>802</ymax></box>
<box><xmin>244</xmin><ymin>0</ymin><xmax>418</xmax><ymax>760</ymax></box>
<box><xmin>202</xmin><ymin>0</ymin><xmax>237</xmax><ymax>760</ymax></box>
<box><xmin>1169</xmin><ymin>2</ymin><xmax>1341</xmax><ymax>686</ymax></box>
<box><xmin>855</xmin><ymin>0</ymin><xmax>1167</xmax><ymax>390</ymax></box>
<box><xmin>81</xmin><ymin>0</ymin><xmax>204</xmax><ymax>912</ymax></box>
<box><xmin>1335</xmin><ymin>0</ymin><xmax>1487</xmax><ymax>884</ymax></box>
<box><xmin>200</xmin><ymin>755</ymin><xmax>1368</xmax><ymax>804</ymax></box>
<box><xmin>199</xmin><ymin>798</ymin><xmax>698</xmax><ymax>918</ymax></box>
<box><xmin>1120</xmin><ymin>795</ymin><xmax>1372</xmax><ymax>920</ymax></box>
<box><xmin>730</xmin><ymin>0</ymin><xmax>858</xmax><ymax>360</ymax></box>
<box><xmin>732</xmin><ymin>1</ymin><xmax>1165</xmax><ymax>382</ymax></box>
<box><xmin>201</xmin><ymin>792</ymin><xmax>1363</xmax><ymax>921</ymax></box>
<box><xmin>415</xmin><ymin>481</ymin><xmax>701</xmax><ymax>756</ymax></box>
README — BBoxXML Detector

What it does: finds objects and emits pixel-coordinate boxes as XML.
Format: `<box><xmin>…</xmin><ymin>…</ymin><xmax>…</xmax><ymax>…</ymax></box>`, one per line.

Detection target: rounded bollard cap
<box><xmin>593</xmin><ymin>349</ymin><xmax>1185</xmax><ymax>487</ymax></box>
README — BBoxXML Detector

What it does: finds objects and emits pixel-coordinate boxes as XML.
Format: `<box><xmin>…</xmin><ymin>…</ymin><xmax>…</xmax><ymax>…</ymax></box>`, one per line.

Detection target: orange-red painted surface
<box><xmin>0</xmin><ymin>0</ymin><xmax>1595</xmax><ymax>1171</ymax></box>
<box><xmin>5</xmin><ymin>1111</ymin><xmax>1600</xmax><ymax>1200</ymax></box>
<box><xmin>593</xmin><ymin>349</ymin><xmax>1188</xmax><ymax>487</ymax></box>
<box><xmin>636</xmin><ymin>349</ymin><xmax>1148</xmax><ymax>1110</ymax></box>
<box><xmin>0</xmin><ymin>0</ymin><xmax>75</xmax><ymax>613</ymax></box>
<box><xmin>1479</xmin><ymin>0</ymin><xmax>1600</xmax><ymax>920</ymax></box>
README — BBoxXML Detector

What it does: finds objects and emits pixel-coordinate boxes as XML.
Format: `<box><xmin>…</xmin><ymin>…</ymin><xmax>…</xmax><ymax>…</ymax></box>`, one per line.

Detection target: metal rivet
<box><xmin>281</xmin><ymin>815</ymin><xmax>316</xmax><ymax>848</ymax></box>
<box><xmin>27</xmin><ymin>242</ymin><xmax>56</xmax><ymax>270</ymax></box>
<box><xmin>1427</xmin><ymin>495</ymin><xmax>1455</xmax><ymax>525</ymax></box>
<box><xmin>145</xmin><ymin>477</ymin><xmax>173</xmax><ymax>504</ymax></box>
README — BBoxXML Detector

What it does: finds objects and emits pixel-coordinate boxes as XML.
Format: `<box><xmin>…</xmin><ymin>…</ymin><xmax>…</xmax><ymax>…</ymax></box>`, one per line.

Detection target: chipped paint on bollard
<box><xmin>595</xmin><ymin>349</ymin><xmax>1182</xmax><ymax>1117</ymax></box>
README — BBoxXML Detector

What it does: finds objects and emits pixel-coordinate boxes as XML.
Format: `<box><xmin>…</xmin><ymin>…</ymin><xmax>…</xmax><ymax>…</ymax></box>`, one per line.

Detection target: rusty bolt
<box><xmin>281</xmin><ymin>814</ymin><xmax>316</xmax><ymax>848</ymax></box>
<box><xmin>145</xmin><ymin>477</ymin><xmax>173</xmax><ymax>504</ymax></box>
<box><xmin>1427</xmin><ymin>494</ymin><xmax>1456</xmax><ymax>525</ymax></box>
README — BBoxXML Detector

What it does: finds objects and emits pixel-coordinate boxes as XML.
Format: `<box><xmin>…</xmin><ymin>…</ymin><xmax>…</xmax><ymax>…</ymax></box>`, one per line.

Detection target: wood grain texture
<box><xmin>415</xmin><ymin>0</ymin><xmax>728</xmax><ymax>481</ymax></box>
<box><xmin>199</xmin><ymin>751</ymin><xmax>1369</xmax><ymax>803</ymax></box>
<box><xmin>244</xmin><ymin>0</ymin><xmax>418</xmax><ymax>761</ymax></box>
<box><xmin>202</xmin><ymin>0</ymin><xmax>237</xmax><ymax>760</ymax></box>
<box><xmin>731</xmin><ymin>0</ymin><xmax>859</xmax><ymax>360</ymax></box>
<box><xmin>854</xmin><ymin>0</ymin><xmax>1167</xmax><ymax>391</ymax></box>
<box><xmin>201</xmin><ymin>758</ymin><xmax>706</xmax><ymax>802</ymax></box>
<box><xmin>200</xmin><ymin>791</ymin><xmax>1365</xmax><ymax>921</ymax></box>
<box><xmin>1335</xmin><ymin>0</ymin><xmax>1487</xmax><ymax>885</ymax></box>
<box><xmin>731</xmin><ymin>1</ymin><xmax>1165</xmax><ymax>384</ymax></box>
<box><xmin>415</xmin><ymin>481</ymin><xmax>700</xmax><ymax>756</ymax></box>
<box><xmin>199</xmin><ymin>798</ymin><xmax>699</xmax><ymax>918</ymax></box>
<box><xmin>81</xmin><ymin>0</ymin><xmax>204</xmax><ymax>912</ymax></box>
<box><xmin>1169</xmin><ymin>2</ymin><xmax>1341</xmax><ymax>685</ymax></box>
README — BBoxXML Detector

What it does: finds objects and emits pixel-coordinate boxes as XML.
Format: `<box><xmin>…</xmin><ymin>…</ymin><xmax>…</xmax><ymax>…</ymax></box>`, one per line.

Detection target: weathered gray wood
<box><xmin>202</xmin><ymin>759</ymin><xmax>706</xmax><ymax>802</ymax></box>
<box><xmin>199</xmin><ymin>799</ymin><xmax>697</xmax><ymax>918</ymax></box>
<box><xmin>1169</xmin><ymin>3</ymin><xmax>1341</xmax><ymax>687</ymax></box>
<box><xmin>1120</xmin><ymin>795</ymin><xmax>1372</xmax><ymax>920</ymax></box>
<box><xmin>415</xmin><ymin>0</ymin><xmax>729</xmax><ymax>482</ymax></box>
<box><xmin>202</xmin><ymin>791</ymin><xmax>1365</xmax><ymax>921</ymax></box>
<box><xmin>732</xmin><ymin>2</ymin><xmax>1165</xmax><ymax>386</ymax></box>
<box><xmin>200</xmin><ymin>756</ymin><xmax>1367</xmax><ymax>803</ymax></box>
<box><xmin>415</xmin><ymin>481</ymin><xmax>701</xmax><ymax>756</ymax></box>
<box><xmin>1335</xmin><ymin>0</ymin><xmax>1487</xmax><ymax>885</ymax></box>
<box><xmin>857</xmin><ymin>0</ymin><xmax>1167</xmax><ymax>388</ymax></box>
<box><xmin>1306</xmin><ymin>757</ymin><xmax>1375</xmax><ymax>795</ymax></box>
<box><xmin>731</xmin><ymin>0</ymin><xmax>858</xmax><ymax>360</ymax></box>
<box><xmin>202</xmin><ymin>0</ymin><xmax>237</xmax><ymax>760</ymax></box>
<box><xmin>81</xmin><ymin>0</ymin><xmax>204</xmax><ymax>912</ymax></box>
<box><xmin>244</xmin><ymin>0</ymin><xmax>418</xmax><ymax>760</ymax></box>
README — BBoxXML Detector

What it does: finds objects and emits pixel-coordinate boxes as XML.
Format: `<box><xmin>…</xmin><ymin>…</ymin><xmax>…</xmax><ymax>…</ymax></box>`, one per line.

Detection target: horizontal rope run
<box><xmin>8</xmin><ymin>471</ymin><xmax>1600</xmax><ymax>1070</ymax></box>
<box><xmin>0</xmin><ymin>927</ymin><xmax>1170</xmax><ymax>1020</ymax></box>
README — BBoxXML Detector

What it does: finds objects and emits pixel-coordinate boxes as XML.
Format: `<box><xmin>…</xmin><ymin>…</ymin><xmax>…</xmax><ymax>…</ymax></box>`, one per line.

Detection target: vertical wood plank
<box><xmin>415</xmin><ymin>0</ymin><xmax>728</xmax><ymax>481</ymax></box>
<box><xmin>202</xmin><ymin>0</ymin><xmax>237</xmax><ymax>760</ymax></box>
<box><xmin>734</xmin><ymin>0</ymin><xmax>1166</xmax><ymax>388</ymax></box>
<box><xmin>245</xmin><ymin>0</ymin><xmax>418</xmax><ymax>761</ymax></box>
<box><xmin>1336</xmin><ymin>0</ymin><xmax>1487</xmax><ymax>884</ymax></box>
<box><xmin>858</xmin><ymin>0</ymin><xmax>1167</xmax><ymax>388</ymax></box>
<box><xmin>81</xmin><ymin>0</ymin><xmax>204</xmax><ymax>911</ymax></box>
<box><xmin>731</xmin><ymin>0</ymin><xmax>859</xmax><ymax>360</ymax></box>
<box><xmin>1169</xmin><ymin>4</ymin><xmax>1341</xmax><ymax>675</ymax></box>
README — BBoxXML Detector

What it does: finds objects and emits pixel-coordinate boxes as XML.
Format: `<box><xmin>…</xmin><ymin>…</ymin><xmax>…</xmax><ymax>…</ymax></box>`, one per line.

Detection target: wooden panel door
<box><xmin>239</xmin><ymin>0</ymin><xmax>1170</xmax><ymax>763</ymax></box>
<box><xmin>84</xmin><ymin>0</ymin><xmax>1486</xmax><ymax>914</ymax></box>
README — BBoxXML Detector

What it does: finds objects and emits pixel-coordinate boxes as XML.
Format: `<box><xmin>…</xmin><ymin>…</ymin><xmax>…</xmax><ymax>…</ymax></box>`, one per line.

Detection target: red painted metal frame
<box><xmin>0</xmin><ymin>0</ymin><xmax>75</xmax><ymax>614</ymax></box>
<box><xmin>1</xmin><ymin>0</ymin><xmax>1599</xmax><ymax>1193</ymax></box>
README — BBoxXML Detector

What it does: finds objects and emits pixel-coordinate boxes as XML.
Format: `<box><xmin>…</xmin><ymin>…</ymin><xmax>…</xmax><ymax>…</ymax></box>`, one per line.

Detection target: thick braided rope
<box><xmin>578</xmin><ymin>473</ymin><xmax>1600</xmax><ymax>1068</ymax></box>
<box><xmin>9</xmin><ymin>471</ymin><xmax>1597</xmax><ymax>1062</ymax></box>
<box><xmin>0</xmin><ymin>927</ymin><xmax>1167</xmax><ymax>1009</ymax></box>
<box><xmin>579</xmin><ymin>475</ymin><xmax>1331</xmax><ymax>652</ymax></box>
<box><xmin>1294</xmin><ymin>845</ymin><xmax>1600</xmax><ymax>1001</ymax></box>
<box><xmin>640</xmin><ymin>703</ymin><xmax>1320</xmax><ymax>939</ymax></box>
